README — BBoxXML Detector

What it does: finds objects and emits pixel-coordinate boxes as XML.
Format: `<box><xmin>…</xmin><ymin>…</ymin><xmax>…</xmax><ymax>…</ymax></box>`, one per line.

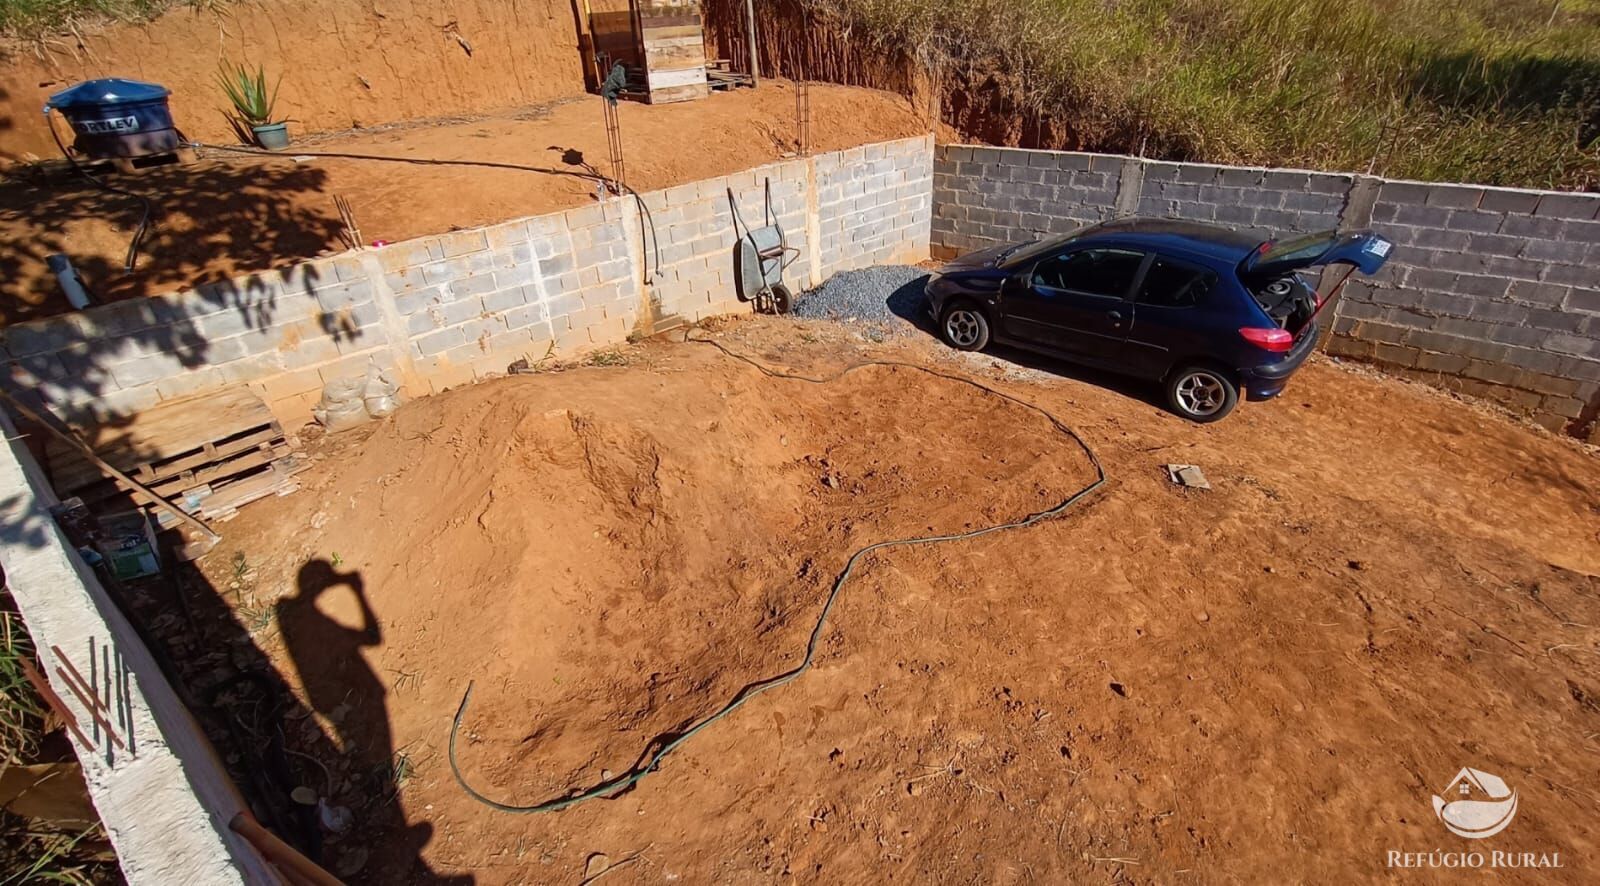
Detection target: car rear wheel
<box><xmin>940</xmin><ymin>301</ymin><xmax>990</xmax><ymax>351</ymax></box>
<box><xmin>1166</xmin><ymin>364</ymin><xmax>1239</xmax><ymax>423</ymax></box>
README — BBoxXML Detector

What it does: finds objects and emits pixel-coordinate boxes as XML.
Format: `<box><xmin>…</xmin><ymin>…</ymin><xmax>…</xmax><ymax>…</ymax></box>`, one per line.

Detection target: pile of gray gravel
<box><xmin>793</xmin><ymin>265</ymin><xmax>931</xmax><ymax>334</ymax></box>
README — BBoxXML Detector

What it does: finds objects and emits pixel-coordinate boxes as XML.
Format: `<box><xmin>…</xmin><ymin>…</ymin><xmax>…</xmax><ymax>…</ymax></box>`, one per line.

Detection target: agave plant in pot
<box><xmin>218</xmin><ymin>61</ymin><xmax>288</xmax><ymax>150</ymax></box>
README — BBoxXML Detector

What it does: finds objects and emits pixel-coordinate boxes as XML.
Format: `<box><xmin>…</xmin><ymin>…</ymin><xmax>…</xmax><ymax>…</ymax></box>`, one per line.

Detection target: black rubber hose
<box><xmin>446</xmin><ymin>331</ymin><xmax>1107</xmax><ymax>813</ymax></box>
<box><xmin>46</xmin><ymin>111</ymin><xmax>154</xmax><ymax>272</ymax></box>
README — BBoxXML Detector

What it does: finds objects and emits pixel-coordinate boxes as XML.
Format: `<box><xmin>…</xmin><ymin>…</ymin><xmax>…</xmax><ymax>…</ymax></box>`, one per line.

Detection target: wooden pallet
<box><xmin>46</xmin><ymin>387</ymin><xmax>303</xmax><ymax>525</ymax></box>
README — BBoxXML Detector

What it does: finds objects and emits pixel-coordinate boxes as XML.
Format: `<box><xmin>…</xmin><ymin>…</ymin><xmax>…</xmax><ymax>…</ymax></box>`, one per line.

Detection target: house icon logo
<box><xmin>1432</xmin><ymin>767</ymin><xmax>1518</xmax><ymax>839</ymax></box>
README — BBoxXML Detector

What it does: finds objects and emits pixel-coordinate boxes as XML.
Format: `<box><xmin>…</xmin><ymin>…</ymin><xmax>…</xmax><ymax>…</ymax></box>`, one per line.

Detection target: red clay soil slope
<box><xmin>0</xmin><ymin>82</ymin><xmax>932</xmax><ymax>324</ymax></box>
<box><xmin>184</xmin><ymin>317</ymin><xmax>1600</xmax><ymax>884</ymax></box>
<box><xmin>0</xmin><ymin>0</ymin><xmax>588</xmax><ymax>160</ymax></box>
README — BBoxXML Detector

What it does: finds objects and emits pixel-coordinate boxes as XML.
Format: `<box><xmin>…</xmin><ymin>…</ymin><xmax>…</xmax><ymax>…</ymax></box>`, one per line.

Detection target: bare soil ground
<box><xmin>0</xmin><ymin>82</ymin><xmax>933</xmax><ymax>323</ymax></box>
<box><xmin>190</xmin><ymin>316</ymin><xmax>1600</xmax><ymax>883</ymax></box>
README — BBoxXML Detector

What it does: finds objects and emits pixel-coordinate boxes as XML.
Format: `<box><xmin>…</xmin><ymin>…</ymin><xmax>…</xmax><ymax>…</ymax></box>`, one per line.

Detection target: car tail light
<box><xmin>1239</xmin><ymin>326</ymin><xmax>1294</xmax><ymax>353</ymax></box>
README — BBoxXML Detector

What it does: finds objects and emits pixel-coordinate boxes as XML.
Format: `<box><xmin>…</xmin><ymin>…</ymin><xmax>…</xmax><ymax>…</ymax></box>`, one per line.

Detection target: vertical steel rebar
<box><xmin>796</xmin><ymin>78</ymin><xmax>812</xmax><ymax>157</ymax></box>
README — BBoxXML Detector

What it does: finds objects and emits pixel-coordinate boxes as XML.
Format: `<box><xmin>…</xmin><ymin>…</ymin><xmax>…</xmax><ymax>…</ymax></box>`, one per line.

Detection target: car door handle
<box><xmin>1107</xmin><ymin>310</ymin><xmax>1125</xmax><ymax>327</ymax></box>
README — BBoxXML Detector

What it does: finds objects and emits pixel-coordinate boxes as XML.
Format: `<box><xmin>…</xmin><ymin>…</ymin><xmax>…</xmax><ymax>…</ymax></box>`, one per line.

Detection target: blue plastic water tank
<box><xmin>45</xmin><ymin>78</ymin><xmax>181</xmax><ymax>159</ymax></box>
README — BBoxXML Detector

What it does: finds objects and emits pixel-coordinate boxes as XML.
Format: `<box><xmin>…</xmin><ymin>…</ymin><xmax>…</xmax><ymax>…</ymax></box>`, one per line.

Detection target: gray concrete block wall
<box><xmin>0</xmin><ymin>136</ymin><xmax>935</xmax><ymax>428</ymax></box>
<box><xmin>932</xmin><ymin>146</ymin><xmax>1122</xmax><ymax>258</ymax></box>
<box><xmin>644</xmin><ymin>156</ymin><xmax>814</xmax><ymax>324</ymax></box>
<box><xmin>931</xmin><ymin>143</ymin><xmax>1599</xmax><ymax>438</ymax></box>
<box><xmin>1137</xmin><ymin>161</ymin><xmax>1349</xmax><ymax>233</ymax></box>
<box><xmin>817</xmin><ymin>135</ymin><xmax>934</xmax><ymax>277</ymax></box>
<box><xmin>1327</xmin><ymin>181</ymin><xmax>1600</xmax><ymax>432</ymax></box>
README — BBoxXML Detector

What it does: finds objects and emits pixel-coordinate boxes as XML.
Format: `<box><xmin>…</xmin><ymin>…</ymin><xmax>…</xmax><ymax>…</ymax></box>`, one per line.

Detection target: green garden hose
<box><xmin>448</xmin><ymin>331</ymin><xmax>1107</xmax><ymax>813</ymax></box>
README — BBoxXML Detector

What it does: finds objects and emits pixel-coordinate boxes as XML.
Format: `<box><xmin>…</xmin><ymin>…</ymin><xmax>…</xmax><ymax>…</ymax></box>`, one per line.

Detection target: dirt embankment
<box><xmin>0</xmin><ymin>81</ymin><xmax>929</xmax><ymax>323</ymax></box>
<box><xmin>703</xmin><ymin>0</ymin><xmax>1078</xmax><ymax>149</ymax></box>
<box><xmin>0</xmin><ymin>0</ymin><xmax>586</xmax><ymax>161</ymax></box>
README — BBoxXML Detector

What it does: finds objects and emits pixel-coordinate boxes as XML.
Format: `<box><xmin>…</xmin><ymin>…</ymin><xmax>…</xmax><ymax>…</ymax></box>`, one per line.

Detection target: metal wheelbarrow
<box><xmin>729</xmin><ymin>179</ymin><xmax>800</xmax><ymax>314</ymax></box>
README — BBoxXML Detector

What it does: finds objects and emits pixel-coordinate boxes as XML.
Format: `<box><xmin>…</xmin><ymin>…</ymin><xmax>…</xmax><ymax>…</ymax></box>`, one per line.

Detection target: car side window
<box><xmin>1138</xmin><ymin>257</ymin><xmax>1216</xmax><ymax>308</ymax></box>
<box><xmin>1031</xmin><ymin>248</ymin><xmax>1146</xmax><ymax>299</ymax></box>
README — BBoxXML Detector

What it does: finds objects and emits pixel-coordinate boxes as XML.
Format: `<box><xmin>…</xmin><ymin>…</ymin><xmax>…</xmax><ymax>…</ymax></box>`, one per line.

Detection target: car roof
<box><xmin>1077</xmin><ymin>218</ymin><xmax>1269</xmax><ymax>265</ymax></box>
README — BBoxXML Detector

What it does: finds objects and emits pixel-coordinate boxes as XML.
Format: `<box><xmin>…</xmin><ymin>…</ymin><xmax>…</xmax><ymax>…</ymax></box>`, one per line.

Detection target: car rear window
<box><xmin>1138</xmin><ymin>257</ymin><xmax>1216</xmax><ymax>308</ymax></box>
<box><xmin>1254</xmin><ymin>230</ymin><xmax>1337</xmax><ymax>266</ymax></box>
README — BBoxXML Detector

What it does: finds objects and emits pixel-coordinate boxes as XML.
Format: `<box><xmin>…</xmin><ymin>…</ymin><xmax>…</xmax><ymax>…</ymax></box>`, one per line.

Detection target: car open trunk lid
<box><xmin>1240</xmin><ymin>229</ymin><xmax>1394</xmax><ymax>279</ymax></box>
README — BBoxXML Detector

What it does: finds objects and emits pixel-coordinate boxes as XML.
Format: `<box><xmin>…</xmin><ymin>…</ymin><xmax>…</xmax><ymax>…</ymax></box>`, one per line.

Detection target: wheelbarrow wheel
<box><xmin>770</xmin><ymin>284</ymin><xmax>793</xmax><ymax>315</ymax></box>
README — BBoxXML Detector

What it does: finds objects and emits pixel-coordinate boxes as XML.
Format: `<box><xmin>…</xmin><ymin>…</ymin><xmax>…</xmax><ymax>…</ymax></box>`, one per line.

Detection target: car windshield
<box><xmin>999</xmin><ymin>223</ymin><xmax>1097</xmax><ymax>267</ymax></box>
<box><xmin>1253</xmin><ymin>230</ymin><xmax>1337</xmax><ymax>266</ymax></box>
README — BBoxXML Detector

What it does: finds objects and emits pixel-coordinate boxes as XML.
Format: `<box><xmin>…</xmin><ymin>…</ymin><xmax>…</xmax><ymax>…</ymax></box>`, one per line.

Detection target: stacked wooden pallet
<box><xmin>46</xmin><ymin>388</ymin><xmax>305</xmax><ymax>528</ymax></box>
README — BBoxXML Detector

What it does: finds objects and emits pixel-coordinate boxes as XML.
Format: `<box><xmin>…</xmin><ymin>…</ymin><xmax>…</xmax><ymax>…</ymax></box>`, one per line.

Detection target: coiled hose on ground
<box><xmin>447</xmin><ymin>331</ymin><xmax>1107</xmax><ymax>813</ymax></box>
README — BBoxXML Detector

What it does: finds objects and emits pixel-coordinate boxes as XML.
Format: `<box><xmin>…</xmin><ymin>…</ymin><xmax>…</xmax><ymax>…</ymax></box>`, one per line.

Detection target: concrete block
<box><xmin>1522</xmin><ymin>238</ymin><xmax>1589</xmax><ymax>264</ymax></box>
<box><xmin>1534</xmin><ymin>193</ymin><xmax>1600</xmax><ymax>220</ymax></box>
<box><xmin>1453</xmin><ymin>273</ymin><xmax>1509</xmax><ymax>299</ymax></box>
<box><xmin>1544</xmin><ymin>332</ymin><xmax>1600</xmax><ymax>359</ymax></box>
<box><xmin>486</xmin><ymin>220</ymin><xmax>530</xmax><ymax>250</ymax></box>
<box><xmin>483</xmin><ymin>287</ymin><xmax>528</xmax><ymax>314</ymax></box>
<box><xmin>1393</xmin><ymin>204</ymin><xmax>1453</xmax><ymax>228</ymax></box>
<box><xmin>1372</xmin><ymin>342</ymin><xmax>1422</xmax><ymax>367</ymax></box>
<box><xmin>1562</xmin><ymin>220</ymin><xmax>1600</xmax><ymax>244</ymax></box>
<box><xmin>414</xmin><ymin>326</ymin><xmax>466</xmax><ymax>357</ymax></box>
<box><xmin>1425</xmin><ymin>185</ymin><xmax>1483</xmax><ymax>209</ymax></box>
<box><xmin>1485</xmin><ymin>323</ymin><xmax>1547</xmax><ymax>349</ymax></box>
<box><xmin>1544</xmin><ymin>264</ymin><xmax>1595</xmax><ymax>287</ymax></box>
<box><xmin>1413</xmin><ymin>351</ymin><xmax>1470</xmax><ymax>374</ymax></box>
<box><xmin>1499</xmin><ymin>214</ymin><xmax>1567</xmax><ymax>239</ymax></box>
<box><xmin>1378</xmin><ymin>180</ymin><xmax>1431</xmax><ymax>203</ymax></box>
<box><xmin>313</xmin><ymin>279</ymin><xmax>374</xmax><ymax>313</ymax></box>
<box><xmin>1463</xmin><ymin>232</ymin><xmax>1521</xmax><ymax>256</ymax></box>
<box><xmin>1478</xmin><ymin>189</ymin><xmax>1542</xmax><ymax>214</ymax></box>
<box><xmin>1259</xmin><ymin>170</ymin><xmax>1309</xmax><ymax>191</ymax></box>
<box><xmin>376</xmin><ymin>237</ymin><xmax>444</xmax><ymax>272</ymax></box>
<box><xmin>1566</xmin><ymin>288</ymin><xmax>1600</xmax><ymax>315</ymax></box>
<box><xmin>450</xmin><ymin>274</ymin><xmax>500</xmax><ymax>299</ymax></box>
<box><xmin>1523</xmin><ymin>306</ymin><xmax>1587</xmax><ymax>334</ymax></box>
<box><xmin>1444</xmin><ymin>210</ymin><xmax>1501</xmax><ymax>234</ymax></box>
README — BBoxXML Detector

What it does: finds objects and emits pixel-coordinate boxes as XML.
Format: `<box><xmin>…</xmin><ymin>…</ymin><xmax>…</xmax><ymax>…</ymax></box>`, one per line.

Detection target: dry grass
<box><xmin>813</xmin><ymin>0</ymin><xmax>1600</xmax><ymax>189</ymax></box>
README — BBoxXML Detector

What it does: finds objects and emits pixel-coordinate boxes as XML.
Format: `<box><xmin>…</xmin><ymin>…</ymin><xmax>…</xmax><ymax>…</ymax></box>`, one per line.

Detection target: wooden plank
<box><xmin>647</xmin><ymin>83</ymin><xmax>712</xmax><ymax>104</ymax></box>
<box><xmin>642</xmin><ymin>25</ymin><xmax>704</xmax><ymax>41</ymax></box>
<box><xmin>638</xmin><ymin>13</ymin><xmax>702</xmax><ymax>29</ymax></box>
<box><xmin>646</xmin><ymin>48</ymin><xmax>708</xmax><ymax>71</ymax></box>
<box><xmin>51</xmin><ymin>421</ymin><xmax>283</xmax><ymax>496</ymax></box>
<box><xmin>647</xmin><ymin>66</ymin><xmax>708</xmax><ymax>90</ymax></box>
<box><xmin>46</xmin><ymin>388</ymin><xmax>275</xmax><ymax>485</ymax></box>
<box><xmin>643</xmin><ymin>34</ymin><xmax>705</xmax><ymax>50</ymax></box>
<box><xmin>76</xmin><ymin>442</ymin><xmax>294</xmax><ymax>506</ymax></box>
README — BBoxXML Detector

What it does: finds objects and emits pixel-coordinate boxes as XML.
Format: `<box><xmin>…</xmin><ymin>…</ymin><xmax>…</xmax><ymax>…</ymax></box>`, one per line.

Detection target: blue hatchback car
<box><xmin>926</xmin><ymin>218</ymin><xmax>1394</xmax><ymax>422</ymax></box>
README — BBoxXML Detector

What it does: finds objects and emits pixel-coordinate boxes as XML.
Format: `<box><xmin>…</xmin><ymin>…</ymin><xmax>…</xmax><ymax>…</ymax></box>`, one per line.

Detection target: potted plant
<box><xmin>218</xmin><ymin>61</ymin><xmax>288</xmax><ymax>150</ymax></box>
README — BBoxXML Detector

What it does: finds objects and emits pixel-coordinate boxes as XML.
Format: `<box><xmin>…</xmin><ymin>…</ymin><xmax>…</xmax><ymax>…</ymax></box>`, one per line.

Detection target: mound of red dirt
<box><xmin>190</xmin><ymin>318</ymin><xmax>1600</xmax><ymax>883</ymax></box>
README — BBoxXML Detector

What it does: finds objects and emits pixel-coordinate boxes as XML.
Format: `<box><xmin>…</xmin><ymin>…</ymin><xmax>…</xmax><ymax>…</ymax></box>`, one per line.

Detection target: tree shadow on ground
<box><xmin>0</xmin><ymin>156</ymin><xmax>344</xmax><ymax>325</ymax></box>
<box><xmin>140</xmin><ymin>555</ymin><xmax>472</xmax><ymax>884</ymax></box>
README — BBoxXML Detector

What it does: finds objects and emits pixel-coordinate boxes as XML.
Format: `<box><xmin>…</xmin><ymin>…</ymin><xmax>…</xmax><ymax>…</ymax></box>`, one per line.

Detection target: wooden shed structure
<box><xmin>587</xmin><ymin>0</ymin><xmax>713</xmax><ymax>104</ymax></box>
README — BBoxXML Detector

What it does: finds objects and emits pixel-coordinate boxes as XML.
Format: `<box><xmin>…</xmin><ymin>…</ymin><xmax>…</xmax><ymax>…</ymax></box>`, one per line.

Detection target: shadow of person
<box><xmin>277</xmin><ymin>560</ymin><xmax>471</xmax><ymax>884</ymax></box>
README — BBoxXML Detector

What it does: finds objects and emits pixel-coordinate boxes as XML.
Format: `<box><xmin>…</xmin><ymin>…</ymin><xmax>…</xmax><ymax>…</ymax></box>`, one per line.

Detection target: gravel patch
<box><xmin>793</xmin><ymin>265</ymin><xmax>931</xmax><ymax>334</ymax></box>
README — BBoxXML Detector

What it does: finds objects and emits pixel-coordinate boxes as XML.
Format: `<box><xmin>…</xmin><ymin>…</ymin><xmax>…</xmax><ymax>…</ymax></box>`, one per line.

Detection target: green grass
<box><xmin>815</xmin><ymin>0</ymin><xmax>1600</xmax><ymax>189</ymax></box>
<box><xmin>0</xmin><ymin>0</ymin><xmax>173</xmax><ymax>34</ymax></box>
<box><xmin>1</xmin><ymin>590</ymin><xmax>118</xmax><ymax>884</ymax></box>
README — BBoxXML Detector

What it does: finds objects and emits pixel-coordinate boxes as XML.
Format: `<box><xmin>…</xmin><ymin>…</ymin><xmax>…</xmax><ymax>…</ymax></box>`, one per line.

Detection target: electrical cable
<box><xmin>447</xmin><ymin>331</ymin><xmax>1107</xmax><ymax>813</ymax></box>
<box><xmin>45</xmin><ymin>110</ymin><xmax>155</xmax><ymax>272</ymax></box>
<box><xmin>189</xmin><ymin>140</ymin><xmax>662</xmax><ymax>285</ymax></box>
